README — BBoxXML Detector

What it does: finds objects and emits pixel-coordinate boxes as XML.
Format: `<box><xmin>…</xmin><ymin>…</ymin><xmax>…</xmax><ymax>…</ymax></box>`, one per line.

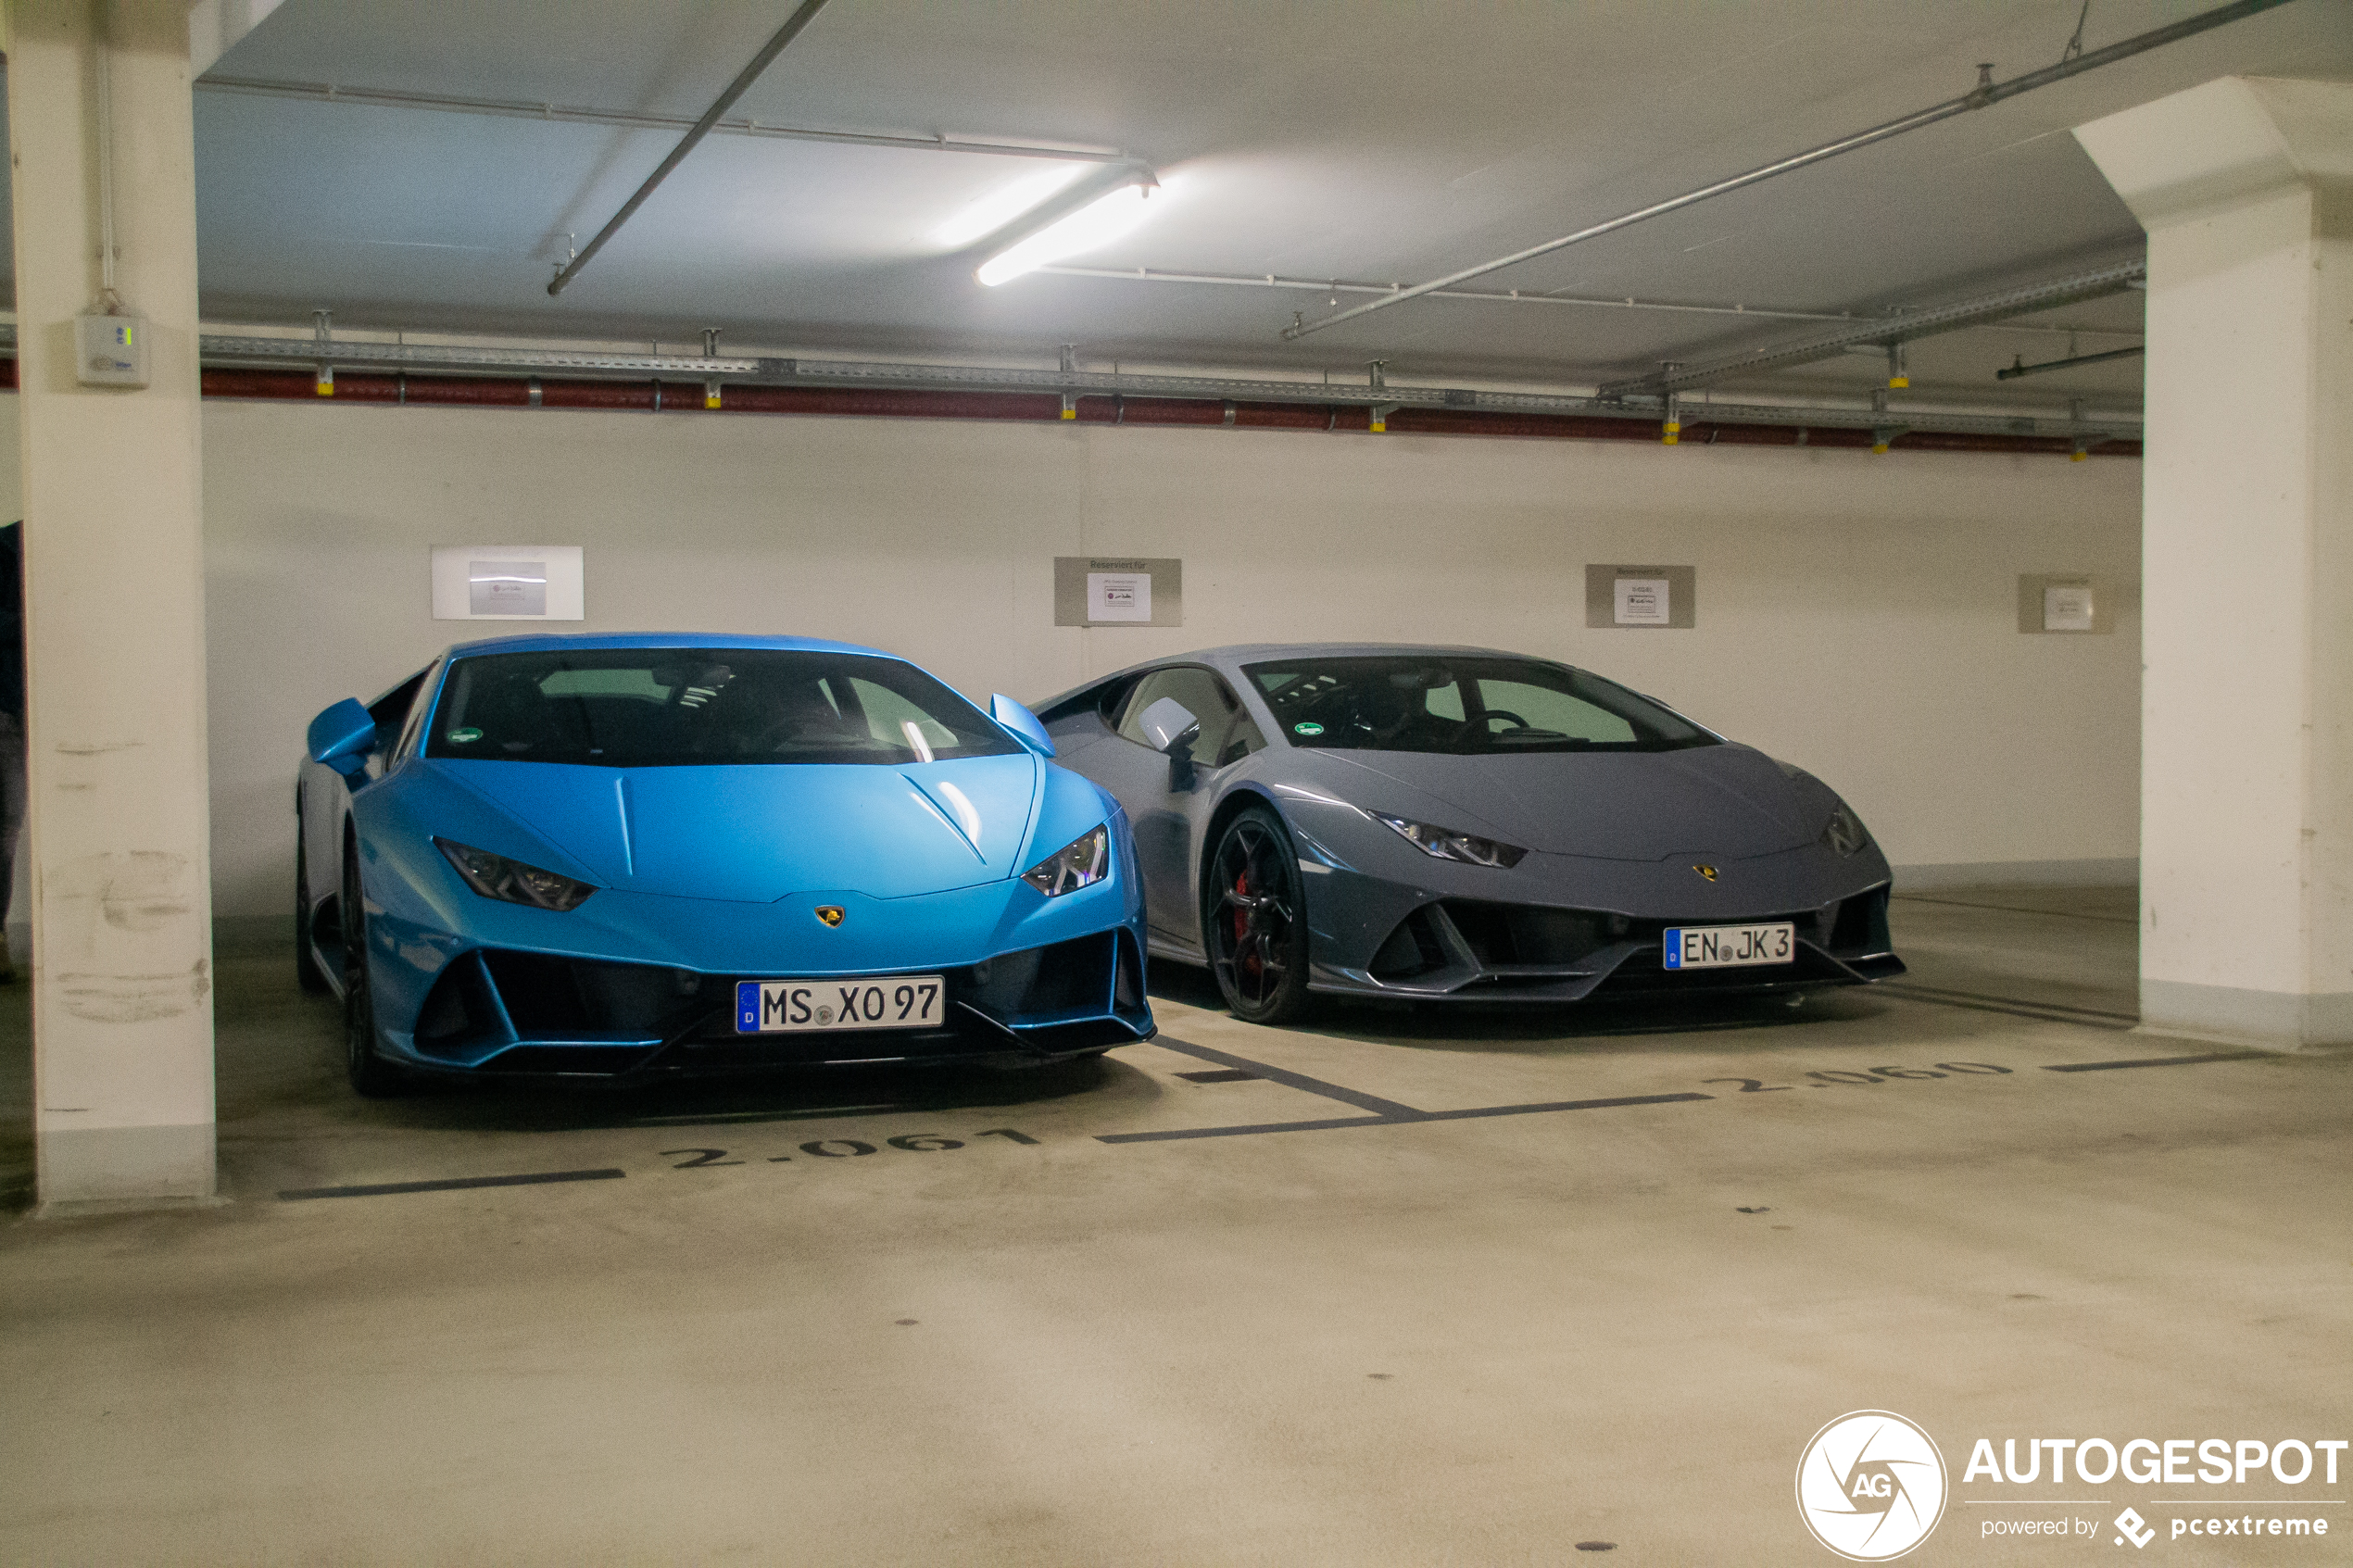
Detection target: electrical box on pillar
<box><xmin>74</xmin><ymin>310</ymin><xmax>151</xmax><ymax>387</ymax></box>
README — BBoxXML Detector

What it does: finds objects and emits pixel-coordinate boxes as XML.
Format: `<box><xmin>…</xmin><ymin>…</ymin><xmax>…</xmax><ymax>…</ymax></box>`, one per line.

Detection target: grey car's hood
<box><xmin>1321</xmin><ymin>743</ymin><xmax>1821</xmax><ymax>861</ymax></box>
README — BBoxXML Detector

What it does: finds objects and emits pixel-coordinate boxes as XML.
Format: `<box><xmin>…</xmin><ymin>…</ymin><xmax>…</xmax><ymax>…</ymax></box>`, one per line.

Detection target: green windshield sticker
<box><xmin>447</xmin><ymin>726</ymin><xmax>484</xmax><ymax>744</ymax></box>
<box><xmin>1293</xmin><ymin>722</ymin><xmax>1325</xmax><ymax>736</ymax></box>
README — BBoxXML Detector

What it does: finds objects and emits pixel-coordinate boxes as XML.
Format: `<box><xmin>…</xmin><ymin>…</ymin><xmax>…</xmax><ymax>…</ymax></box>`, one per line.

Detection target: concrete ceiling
<box><xmin>22</xmin><ymin>0</ymin><xmax>2353</xmax><ymax>405</ymax></box>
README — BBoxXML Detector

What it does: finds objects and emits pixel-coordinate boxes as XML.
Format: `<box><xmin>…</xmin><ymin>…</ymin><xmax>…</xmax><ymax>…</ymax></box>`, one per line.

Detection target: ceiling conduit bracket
<box><xmin>311</xmin><ymin>308</ymin><xmax>333</xmax><ymax>397</ymax></box>
<box><xmin>1060</xmin><ymin>345</ymin><xmax>1079</xmax><ymax>419</ymax></box>
<box><xmin>702</xmin><ymin>328</ymin><xmax>723</xmax><ymax>409</ymax></box>
<box><xmin>1869</xmin><ymin>388</ymin><xmax>1907</xmax><ymax>454</ymax></box>
<box><xmin>1660</xmin><ymin>365</ymin><xmax>1682</xmax><ymax>444</ymax></box>
<box><xmin>1886</xmin><ymin>342</ymin><xmax>1909</xmax><ymax>389</ymax></box>
<box><xmin>2067</xmin><ymin>397</ymin><xmax>2103</xmax><ymax>460</ymax></box>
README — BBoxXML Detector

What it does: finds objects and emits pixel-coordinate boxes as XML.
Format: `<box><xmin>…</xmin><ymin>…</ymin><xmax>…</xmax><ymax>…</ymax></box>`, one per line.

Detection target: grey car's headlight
<box><xmin>435</xmin><ymin>838</ymin><xmax>598</xmax><ymax>910</ymax></box>
<box><xmin>1821</xmin><ymin>801</ymin><xmax>1870</xmax><ymax>857</ymax></box>
<box><xmin>1371</xmin><ymin>813</ymin><xmax>1527</xmax><ymax>869</ymax></box>
<box><xmin>1022</xmin><ymin>824</ymin><xmax>1109</xmax><ymax>897</ymax></box>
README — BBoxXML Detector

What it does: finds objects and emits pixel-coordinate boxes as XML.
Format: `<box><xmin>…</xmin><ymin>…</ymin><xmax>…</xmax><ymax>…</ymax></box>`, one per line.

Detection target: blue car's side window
<box><xmin>389</xmin><ymin>659</ymin><xmax>446</xmax><ymax>765</ymax></box>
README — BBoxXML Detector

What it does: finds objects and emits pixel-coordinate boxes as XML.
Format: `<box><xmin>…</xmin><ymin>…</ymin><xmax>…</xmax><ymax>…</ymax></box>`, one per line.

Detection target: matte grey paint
<box><xmin>1038</xmin><ymin>642</ymin><xmax>1903</xmax><ymax>1004</ymax></box>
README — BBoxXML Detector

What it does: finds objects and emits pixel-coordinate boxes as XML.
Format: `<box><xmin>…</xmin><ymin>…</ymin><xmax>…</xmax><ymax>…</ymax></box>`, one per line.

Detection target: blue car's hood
<box><xmin>429</xmin><ymin>755</ymin><xmax>1042</xmax><ymax>902</ymax></box>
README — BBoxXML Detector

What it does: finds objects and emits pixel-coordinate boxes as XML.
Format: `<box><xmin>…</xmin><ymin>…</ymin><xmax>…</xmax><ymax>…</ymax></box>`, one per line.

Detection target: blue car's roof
<box><xmin>442</xmin><ymin>631</ymin><xmax>905</xmax><ymax>661</ymax></box>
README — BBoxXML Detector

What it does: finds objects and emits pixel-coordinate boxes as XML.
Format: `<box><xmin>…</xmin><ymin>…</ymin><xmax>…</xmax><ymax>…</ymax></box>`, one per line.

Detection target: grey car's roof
<box><xmin>1182</xmin><ymin>643</ymin><xmax>1532</xmax><ymax>663</ymax></box>
<box><xmin>1078</xmin><ymin>643</ymin><xmax>1554</xmax><ymax>690</ymax></box>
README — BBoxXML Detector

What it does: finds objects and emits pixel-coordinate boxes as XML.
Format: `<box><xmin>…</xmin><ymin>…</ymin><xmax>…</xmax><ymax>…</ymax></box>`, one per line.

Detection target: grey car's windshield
<box><xmin>1243</xmin><ymin>655</ymin><xmax>1717</xmax><ymax>755</ymax></box>
<box><xmin>425</xmin><ymin>649</ymin><xmax>1019</xmax><ymax>767</ymax></box>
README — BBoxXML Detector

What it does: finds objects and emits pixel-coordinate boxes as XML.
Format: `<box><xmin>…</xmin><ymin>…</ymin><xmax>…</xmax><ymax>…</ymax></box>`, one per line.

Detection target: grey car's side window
<box><xmin>1117</xmin><ymin>667</ymin><xmax>1266</xmax><ymax>768</ymax></box>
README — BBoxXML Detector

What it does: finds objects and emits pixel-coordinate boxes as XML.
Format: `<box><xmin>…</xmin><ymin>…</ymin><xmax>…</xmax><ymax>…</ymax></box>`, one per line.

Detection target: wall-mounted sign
<box><xmin>1614</xmin><ymin>577</ymin><xmax>1670</xmax><ymax>625</ymax></box>
<box><xmin>2044</xmin><ymin>583</ymin><xmax>2095</xmax><ymax>632</ymax></box>
<box><xmin>2017</xmin><ymin>574</ymin><xmax>2111</xmax><ymax>634</ymax></box>
<box><xmin>1055</xmin><ymin>556</ymin><xmax>1183</xmax><ymax>627</ymax></box>
<box><xmin>431</xmin><ymin>546</ymin><xmax>585</xmax><ymax>621</ymax></box>
<box><xmin>1586</xmin><ymin>564</ymin><xmax>1696</xmax><ymax>629</ymax></box>
<box><xmin>1088</xmin><ymin>571</ymin><xmax>1152</xmax><ymax>621</ymax></box>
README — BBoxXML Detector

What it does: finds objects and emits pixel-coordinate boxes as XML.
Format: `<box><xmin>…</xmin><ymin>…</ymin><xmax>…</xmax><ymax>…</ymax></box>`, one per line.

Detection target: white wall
<box><xmin>1</xmin><ymin>394</ymin><xmax>2143</xmax><ymax>924</ymax></box>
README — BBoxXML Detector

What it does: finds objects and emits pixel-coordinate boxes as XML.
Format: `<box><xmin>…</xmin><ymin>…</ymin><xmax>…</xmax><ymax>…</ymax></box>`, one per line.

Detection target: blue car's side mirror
<box><xmin>307</xmin><ymin>698</ymin><xmax>379</xmax><ymax>777</ymax></box>
<box><xmin>989</xmin><ymin>694</ymin><xmax>1056</xmax><ymax>759</ymax></box>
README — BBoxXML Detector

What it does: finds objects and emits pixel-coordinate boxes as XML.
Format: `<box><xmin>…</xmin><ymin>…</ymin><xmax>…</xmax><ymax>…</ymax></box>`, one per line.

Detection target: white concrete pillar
<box><xmin>2075</xmin><ymin>78</ymin><xmax>2353</xmax><ymax>1049</ymax></box>
<box><xmin>6</xmin><ymin>0</ymin><xmax>217</xmax><ymax>1207</ymax></box>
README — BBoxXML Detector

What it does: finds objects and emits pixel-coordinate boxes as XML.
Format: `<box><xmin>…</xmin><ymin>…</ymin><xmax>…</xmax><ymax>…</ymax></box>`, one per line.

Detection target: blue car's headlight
<box><xmin>1022</xmin><ymin>824</ymin><xmax>1109</xmax><ymax>897</ymax></box>
<box><xmin>1372</xmin><ymin>813</ymin><xmax>1527</xmax><ymax>869</ymax></box>
<box><xmin>434</xmin><ymin>838</ymin><xmax>598</xmax><ymax>910</ymax></box>
<box><xmin>1821</xmin><ymin>801</ymin><xmax>1870</xmax><ymax>857</ymax></box>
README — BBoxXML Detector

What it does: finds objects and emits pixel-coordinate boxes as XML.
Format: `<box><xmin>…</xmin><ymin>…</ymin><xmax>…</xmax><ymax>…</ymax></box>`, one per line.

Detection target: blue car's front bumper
<box><xmin>360</xmin><ymin>850</ymin><xmax>1152</xmax><ymax>1078</ymax></box>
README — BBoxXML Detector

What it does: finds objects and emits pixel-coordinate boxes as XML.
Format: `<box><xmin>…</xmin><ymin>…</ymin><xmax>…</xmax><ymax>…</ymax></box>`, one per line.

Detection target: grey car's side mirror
<box><xmin>1137</xmin><ymin>696</ymin><xmax>1202</xmax><ymax>790</ymax></box>
<box><xmin>1137</xmin><ymin>697</ymin><xmax>1201</xmax><ymax>755</ymax></box>
<box><xmin>307</xmin><ymin>698</ymin><xmax>379</xmax><ymax>778</ymax></box>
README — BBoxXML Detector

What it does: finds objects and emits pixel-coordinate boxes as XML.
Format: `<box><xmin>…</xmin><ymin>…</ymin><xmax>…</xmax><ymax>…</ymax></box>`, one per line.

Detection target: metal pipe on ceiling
<box><xmin>1594</xmin><ymin>258</ymin><xmax>2145</xmax><ymax>398</ymax></box>
<box><xmin>195</xmin><ymin>76</ymin><xmax>1127</xmax><ymax>165</ymax></box>
<box><xmin>179</xmin><ymin>366</ymin><xmax>2137</xmax><ymax>454</ymax></box>
<box><xmin>0</xmin><ymin>323</ymin><xmax>2129</xmax><ymax>442</ymax></box>
<box><xmin>1039</xmin><ymin>264</ymin><xmax>2150</xmax><ymax>338</ymax></box>
<box><xmin>1041</xmin><ymin>267</ymin><xmax>1863</xmax><ymax>323</ymax></box>
<box><xmin>1278</xmin><ymin>0</ymin><xmax>2296</xmax><ymax>343</ymax></box>
<box><xmin>1997</xmin><ymin>344</ymin><xmax>2147</xmax><ymax>380</ymax></box>
<box><xmin>547</xmin><ymin>0</ymin><xmax>834</xmax><ymax>296</ymax></box>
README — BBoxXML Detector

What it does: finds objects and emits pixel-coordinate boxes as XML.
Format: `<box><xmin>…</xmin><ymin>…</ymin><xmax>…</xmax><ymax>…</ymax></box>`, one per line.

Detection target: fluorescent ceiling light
<box><xmin>974</xmin><ymin>164</ymin><xmax>1157</xmax><ymax>287</ymax></box>
<box><xmin>931</xmin><ymin>165</ymin><xmax>1089</xmax><ymax>251</ymax></box>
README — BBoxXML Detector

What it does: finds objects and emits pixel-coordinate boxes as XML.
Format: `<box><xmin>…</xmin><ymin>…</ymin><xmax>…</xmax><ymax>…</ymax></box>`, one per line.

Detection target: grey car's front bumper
<box><xmin>1290</xmin><ymin>840</ymin><xmax>1902</xmax><ymax>1003</ymax></box>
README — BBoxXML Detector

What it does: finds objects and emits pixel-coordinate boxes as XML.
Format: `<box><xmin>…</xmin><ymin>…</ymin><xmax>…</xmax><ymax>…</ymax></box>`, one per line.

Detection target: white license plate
<box><xmin>736</xmin><ymin>975</ymin><xmax>945</xmax><ymax>1034</ymax></box>
<box><xmin>1662</xmin><ymin>922</ymin><xmax>1795</xmax><ymax>971</ymax></box>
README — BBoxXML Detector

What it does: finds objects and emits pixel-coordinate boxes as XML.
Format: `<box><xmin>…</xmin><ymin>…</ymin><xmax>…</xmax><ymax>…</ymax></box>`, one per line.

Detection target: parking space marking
<box><xmin>1100</xmin><ymin>1112</ymin><xmax>1403</xmax><ymax>1144</ymax></box>
<box><xmin>1151</xmin><ymin>1037</ymin><xmax>1428</xmax><ymax>1119</ymax></box>
<box><xmin>1109</xmin><ymin>1025</ymin><xmax>2284</xmax><ymax>1147</ymax></box>
<box><xmin>1891</xmin><ymin>893</ymin><xmax>2138</xmax><ymax>925</ymax></box>
<box><xmin>2043</xmin><ymin>1049</ymin><xmax>2267</xmax><ymax>1073</ymax></box>
<box><xmin>1108</xmin><ymin>1039</ymin><xmax>1715</xmax><ymax>1143</ymax></box>
<box><xmin>279</xmin><ymin>1168</ymin><xmax>626</xmax><ymax>1201</ymax></box>
<box><xmin>1419</xmin><ymin>1093</ymin><xmax>1716</xmax><ymax>1123</ymax></box>
<box><xmin>1879</xmin><ymin>982</ymin><xmax>2136</xmax><ymax>1029</ymax></box>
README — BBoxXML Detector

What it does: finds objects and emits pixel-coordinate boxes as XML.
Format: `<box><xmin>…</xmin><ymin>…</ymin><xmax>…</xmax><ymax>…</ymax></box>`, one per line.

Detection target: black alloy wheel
<box><xmin>340</xmin><ymin>838</ymin><xmax>407</xmax><ymax>1097</ymax></box>
<box><xmin>1203</xmin><ymin>806</ymin><xmax>1314</xmax><ymax>1024</ymax></box>
<box><xmin>294</xmin><ymin>822</ymin><xmax>331</xmax><ymax>995</ymax></box>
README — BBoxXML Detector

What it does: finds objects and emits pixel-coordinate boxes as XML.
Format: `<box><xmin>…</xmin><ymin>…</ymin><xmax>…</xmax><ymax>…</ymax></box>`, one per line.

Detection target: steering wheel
<box><xmin>1473</xmin><ymin>709</ymin><xmax>1531</xmax><ymax>733</ymax></box>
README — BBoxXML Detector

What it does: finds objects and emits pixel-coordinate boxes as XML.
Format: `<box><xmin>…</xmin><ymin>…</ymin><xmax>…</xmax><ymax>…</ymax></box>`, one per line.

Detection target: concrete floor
<box><xmin>2</xmin><ymin>889</ymin><xmax>2347</xmax><ymax>1565</ymax></box>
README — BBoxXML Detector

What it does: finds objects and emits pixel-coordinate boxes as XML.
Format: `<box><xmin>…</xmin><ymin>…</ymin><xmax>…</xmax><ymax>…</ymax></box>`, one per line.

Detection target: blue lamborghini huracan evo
<box><xmin>296</xmin><ymin>633</ymin><xmax>1151</xmax><ymax>1094</ymax></box>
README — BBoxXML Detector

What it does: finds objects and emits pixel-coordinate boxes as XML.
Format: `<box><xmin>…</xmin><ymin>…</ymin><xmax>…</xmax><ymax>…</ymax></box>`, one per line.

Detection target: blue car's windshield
<box><xmin>1243</xmin><ymin>655</ymin><xmax>1717</xmax><ymax>755</ymax></box>
<box><xmin>425</xmin><ymin>649</ymin><xmax>1020</xmax><ymax>767</ymax></box>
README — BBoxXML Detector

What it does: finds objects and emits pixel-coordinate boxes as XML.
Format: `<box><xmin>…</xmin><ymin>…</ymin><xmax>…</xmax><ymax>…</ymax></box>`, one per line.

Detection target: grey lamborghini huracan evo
<box><xmin>1035</xmin><ymin>644</ymin><xmax>1903</xmax><ymax>1022</ymax></box>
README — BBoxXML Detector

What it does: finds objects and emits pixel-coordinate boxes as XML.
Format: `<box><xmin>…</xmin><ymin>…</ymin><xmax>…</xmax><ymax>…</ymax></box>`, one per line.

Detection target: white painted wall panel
<box><xmin>0</xmin><ymin>395</ymin><xmax>2142</xmax><ymax>922</ymax></box>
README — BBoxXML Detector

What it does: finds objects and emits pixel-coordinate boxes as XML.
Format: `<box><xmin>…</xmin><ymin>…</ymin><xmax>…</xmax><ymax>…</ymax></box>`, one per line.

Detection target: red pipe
<box><xmin>182</xmin><ymin>366</ymin><xmax>2138</xmax><ymax>458</ymax></box>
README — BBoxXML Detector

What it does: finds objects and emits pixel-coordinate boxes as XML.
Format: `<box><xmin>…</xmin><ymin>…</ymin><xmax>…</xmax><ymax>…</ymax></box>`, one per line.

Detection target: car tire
<box><xmin>1202</xmin><ymin>805</ymin><xmax>1315</xmax><ymax>1025</ymax></box>
<box><xmin>295</xmin><ymin>824</ymin><xmax>332</xmax><ymax>995</ymax></box>
<box><xmin>340</xmin><ymin>837</ymin><xmax>409</xmax><ymax>1098</ymax></box>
